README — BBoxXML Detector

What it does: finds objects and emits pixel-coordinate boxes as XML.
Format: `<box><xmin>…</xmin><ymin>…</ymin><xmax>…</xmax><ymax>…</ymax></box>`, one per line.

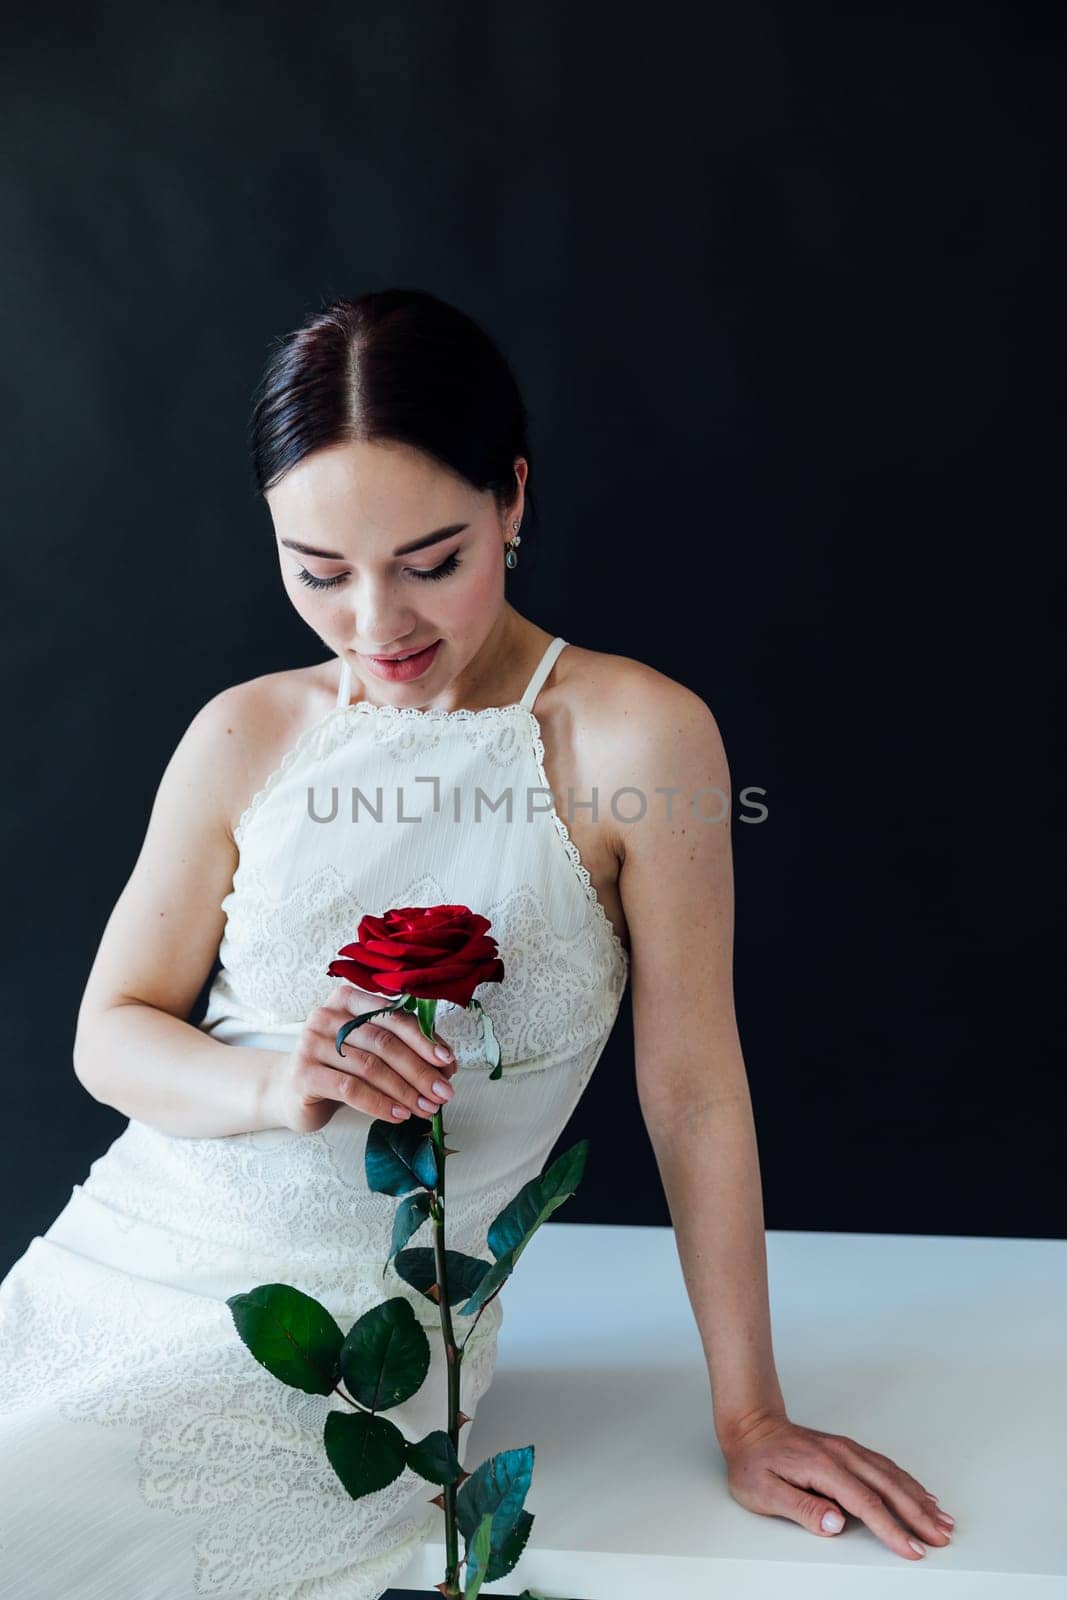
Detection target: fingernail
<box><xmin>821</xmin><ymin>1511</ymin><xmax>844</xmax><ymax>1533</ymax></box>
<box><xmin>432</xmin><ymin>1080</ymin><xmax>453</xmax><ymax>1099</ymax></box>
<box><xmin>908</xmin><ymin>1539</ymin><xmax>926</xmax><ymax>1556</ymax></box>
<box><xmin>937</xmin><ymin>1512</ymin><xmax>955</xmax><ymax>1526</ymax></box>
<box><xmin>392</xmin><ymin>1106</ymin><xmax>410</xmax><ymax>1119</ymax></box>
<box><xmin>435</xmin><ymin>1044</ymin><xmax>453</xmax><ymax>1061</ymax></box>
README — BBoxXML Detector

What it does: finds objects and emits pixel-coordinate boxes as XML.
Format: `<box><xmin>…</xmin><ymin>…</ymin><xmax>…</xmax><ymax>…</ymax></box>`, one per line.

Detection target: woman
<box><xmin>0</xmin><ymin>289</ymin><xmax>954</xmax><ymax>1596</ymax></box>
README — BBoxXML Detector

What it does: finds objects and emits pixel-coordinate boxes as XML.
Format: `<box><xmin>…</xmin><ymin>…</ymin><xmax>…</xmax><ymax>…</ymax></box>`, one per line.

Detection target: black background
<box><xmin>2</xmin><ymin>0</ymin><xmax>1063</xmax><ymax>1295</ymax></box>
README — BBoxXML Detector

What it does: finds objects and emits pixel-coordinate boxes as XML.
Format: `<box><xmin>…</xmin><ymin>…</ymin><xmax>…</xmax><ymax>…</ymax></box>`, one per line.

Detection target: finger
<box><xmin>345</xmin><ymin>1023</ymin><xmax>455</xmax><ymax>1113</ymax></box>
<box><xmin>331</xmin><ymin>987</ymin><xmax>458</xmax><ymax>1074</ymax></box>
<box><xmin>334</xmin><ymin>1034</ymin><xmax>452</xmax><ymax>1120</ymax></box>
<box><xmin>829</xmin><ymin>1439</ymin><xmax>953</xmax><ymax>1547</ymax></box>
<box><xmin>372</xmin><ymin>1005</ymin><xmax>458</xmax><ymax>1073</ymax></box>
<box><xmin>830</xmin><ymin>1435</ymin><xmax>953</xmax><ymax>1525</ymax></box>
<box><xmin>830</xmin><ymin>1434</ymin><xmax>940</xmax><ymax>1504</ymax></box>
<box><xmin>300</xmin><ymin>1060</ymin><xmax>416</xmax><ymax>1125</ymax></box>
<box><xmin>800</xmin><ymin>1456</ymin><xmax>934</xmax><ymax>1561</ymax></box>
<box><xmin>325</xmin><ymin>982</ymin><xmax>394</xmax><ymax>1015</ymax></box>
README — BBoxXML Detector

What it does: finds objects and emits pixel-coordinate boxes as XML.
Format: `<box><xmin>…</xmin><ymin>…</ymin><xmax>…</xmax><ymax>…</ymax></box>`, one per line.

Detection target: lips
<box><xmin>369</xmin><ymin>643</ymin><xmax>436</xmax><ymax>661</ymax></box>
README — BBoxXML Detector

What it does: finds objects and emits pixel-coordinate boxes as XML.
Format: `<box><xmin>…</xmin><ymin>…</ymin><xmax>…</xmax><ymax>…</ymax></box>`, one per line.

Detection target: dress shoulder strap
<box><xmin>519</xmin><ymin>636</ymin><xmax>568</xmax><ymax>712</ymax></box>
<box><xmin>332</xmin><ymin>638</ymin><xmax>568</xmax><ymax>713</ymax></box>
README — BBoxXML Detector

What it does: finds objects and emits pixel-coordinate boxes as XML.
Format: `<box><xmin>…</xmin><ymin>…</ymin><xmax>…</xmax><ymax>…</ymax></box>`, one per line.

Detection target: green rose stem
<box><xmin>334</xmin><ymin>987</ymin><xmax>495</xmax><ymax>1597</ymax></box>
<box><xmin>226</xmin><ymin>939</ymin><xmax>578</xmax><ymax>1600</ymax></box>
<box><xmin>410</xmin><ymin>991</ymin><xmax>507</xmax><ymax>1598</ymax></box>
<box><xmin>422</xmin><ymin>995</ymin><xmax>502</xmax><ymax>1598</ymax></box>
<box><xmin>423</xmin><ymin>997</ymin><xmax>479</xmax><ymax>1599</ymax></box>
<box><xmin>431</xmin><ymin>1109</ymin><xmax>505</xmax><ymax>1600</ymax></box>
<box><xmin>428</xmin><ymin>1084</ymin><xmax>463</xmax><ymax>1594</ymax></box>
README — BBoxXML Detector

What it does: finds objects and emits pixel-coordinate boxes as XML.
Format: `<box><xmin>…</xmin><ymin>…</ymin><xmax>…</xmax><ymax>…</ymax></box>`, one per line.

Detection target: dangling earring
<box><xmin>505</xmin><ymin>519</ymin><xmax>522</xmax><ymax>569</ymax></box>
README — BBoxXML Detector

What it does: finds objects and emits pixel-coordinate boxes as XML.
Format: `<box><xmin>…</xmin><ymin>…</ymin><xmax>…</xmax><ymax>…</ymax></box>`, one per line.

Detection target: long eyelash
<box><xmin>293</xmin><ymin>552</ymin><xmax>462</xmax><ymax>590</ymax></box>
<box><xmin>411</xmin><ymin>551</ymin><xmax>461</xmax><ymax>582</ymax></box>
<box><xmin>293</xmin><ymin>568</ymin><xmax>344</xmax><ymax>591</ymax></box>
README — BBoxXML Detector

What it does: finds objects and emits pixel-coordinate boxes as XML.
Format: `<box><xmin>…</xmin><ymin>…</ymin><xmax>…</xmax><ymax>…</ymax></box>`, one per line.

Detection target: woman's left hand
<box><xmin>720</xmin><ymin>1408</ymin><xmax>956</xmax><ymax>1561</ymax></box>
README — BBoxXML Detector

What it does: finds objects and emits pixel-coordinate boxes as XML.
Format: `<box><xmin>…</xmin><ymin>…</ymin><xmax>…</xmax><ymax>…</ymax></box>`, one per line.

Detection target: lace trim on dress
<box><xmin>0</xmin><ymin>1243</ymin><xmax>502</xmax><ymax>1598</ymax></box>
<box><xmin>527</xmin><ymin>708</ymin><xmax>629</xmax><ymax>972</ymax></box>
<box><xmin>233</xmin><ymin>701</ymin><xmax>533</xmax><ymax>848</ymax></box>
<box><xmin>231</xmin><ymin>701</ymin><xmax>631</xmax><ymax>976</ymax></box>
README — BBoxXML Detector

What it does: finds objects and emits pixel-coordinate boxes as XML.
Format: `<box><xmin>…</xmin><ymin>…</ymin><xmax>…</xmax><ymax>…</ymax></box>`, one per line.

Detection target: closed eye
<box><xmin>293</xmin><ymin>551</ymin><xmax>463</xmax><ymax>590</ymax></box>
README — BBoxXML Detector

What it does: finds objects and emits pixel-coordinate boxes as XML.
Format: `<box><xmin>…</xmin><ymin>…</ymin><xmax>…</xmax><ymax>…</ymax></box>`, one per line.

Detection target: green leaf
<box><xmin>323</xmin><ymin>1409</ymin><xmax>407</xmax><ymax>1500</ymax></box>
<box><xmin>365</xmin><ymin>1116</ymin><xmax>439</xmax><ymax>1195</ymax></box>
<box><xmin>383</xmin><ymin>1191</ymin><xmax>433</xmax><ymax>1279</ymax></box>
<box><xmin>453</xmin><ymin>1250</ymin><xmax>511</xmax><ymax>1319</ymax></box>
<box><xmin>226</xmin><ymin>1283</ymin><xmax>343</xmax><ymax>1395</ymax></box>
<box><xmin>339</xmin><ymin>1297</ymin><xmax>430</xmax><ymax>1412</ymax></box>
<box><xmin>335</xmin><ymin>1002</ymin><xmax>403</xmax><ymax>1056</ymax></box>
<box><xmin>405</xmin><ymin>1428</ymin><xmax>462</xmax><ymax>1485</ymax></box>
<box><xmin>487</xmin><ymin>1141</ymin><xmax>588</xmax><ymax>1261</ymax></box>
<box><xmin>456</xmin><ymin>1446</ymin><xmax>534</xmax><ymax>1578</ymax></box>
<box><xmin>415</xmin><ymin>995</ymin><xmax>438</xmax><ymax>1042</ymax></box>
<box><xmin>456</xmin><ymin>1142</ymin><xmax>588</xmax><ymax>1316</ymax></box>
<box><xmin>393</xmin><ymin>1247</ymin><xmax>491</xmax><ymax>1310</ymax></box>
<box><xmin>463</xmin><ymin>1511</ymin><xmax>495</xmax><ymax>1600</ymax></box>
<box><xmin>483</xmin><ymin>1509</ymin><xmax>534</xmax><ymax>1583</ymax></box>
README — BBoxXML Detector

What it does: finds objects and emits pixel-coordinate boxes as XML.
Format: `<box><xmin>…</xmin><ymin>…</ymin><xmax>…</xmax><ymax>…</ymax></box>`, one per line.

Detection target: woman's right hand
<box><xmin>267</xmin><ymin>984</ymin><xmax>458</xmax><ymax>1134</ymax></box>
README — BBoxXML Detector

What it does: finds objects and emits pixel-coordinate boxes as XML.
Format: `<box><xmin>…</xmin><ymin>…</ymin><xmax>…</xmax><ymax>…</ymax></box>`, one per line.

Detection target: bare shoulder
<box><xmin>189</xmin><ymin>659</ymin><xmax>336</xmax><ymax>843</ymax></box>
<box><xmin>558</xmin><ymin>641</ymin><xmax>725</xmax><ymax>770</ymax></box>
<box><xmin>71</xmin><ymin>661</ymin><xmax>335</xmax><ymax>1034</ymax></box>
<box><xmin>552</xmin><ymin>642</ymin><xmax>727</xmax><ymax>859</ymax></box>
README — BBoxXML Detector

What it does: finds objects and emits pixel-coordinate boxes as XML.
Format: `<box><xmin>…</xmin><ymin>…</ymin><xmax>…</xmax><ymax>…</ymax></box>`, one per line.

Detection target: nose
<box><xmin>346</xmin><ymin>582</ymin><xmax>418</xmax><ymax>652</ymax></box>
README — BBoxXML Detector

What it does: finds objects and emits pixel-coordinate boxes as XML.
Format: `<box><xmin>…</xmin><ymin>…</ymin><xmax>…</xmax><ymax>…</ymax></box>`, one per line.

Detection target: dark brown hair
<box><xmin>249</xmin><ymin>288</ymin><xmax>536</xmax><ymax>541</ymax></box>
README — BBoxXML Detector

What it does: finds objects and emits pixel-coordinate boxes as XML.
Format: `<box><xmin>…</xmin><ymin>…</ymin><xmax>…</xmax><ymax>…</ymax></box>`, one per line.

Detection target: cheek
<box><xmin>448</xmin><ymin>557</ymin><xmax>501</xmax><ymax>622</ymax></box>
<box><xmin>283</xmin><ymin>580</ymin><xmax>324</xmax><ymax>623</ymax></box>
<box><xmin>281</xmin><ymin>577</ymin><xmax>347</xmax><ymax>640</ymax></box>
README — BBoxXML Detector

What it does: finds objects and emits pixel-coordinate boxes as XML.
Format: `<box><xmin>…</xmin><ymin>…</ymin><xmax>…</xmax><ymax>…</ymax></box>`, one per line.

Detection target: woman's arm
<box><xmin>72</xmin><ymin>683</ymin><xmax>287</xmax><ymax>1138</ymax></box>
<box><xmin>613</xmin><ymin>678</ymin><xmax>784</xmax><ymax>1444</ymax></box>
<box><xmin>612</xmin><ymin>671</ymin><xmax>954</xmax><ymax>1560</ymax></box>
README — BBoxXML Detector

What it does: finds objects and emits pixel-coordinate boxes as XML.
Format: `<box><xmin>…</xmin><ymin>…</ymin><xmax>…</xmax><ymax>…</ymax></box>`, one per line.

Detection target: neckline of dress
<box><xmin>340</xmin><ymin>697</ymin><xmax>630</xmax><ymax>970</ymax></box>
<box><xmin>342</xmin><ymin>698</ymin><xmax>532</xmax><ymax>721</ymax></box>
<box><xmin>231</xmin><ymin>688</ymin><xmax>630</xmax><ymax>973</ymax></box>
<box><xmin>334</xmin><ymin>636</ymin><xmax>569</xmax><ymax>720</ymax></box>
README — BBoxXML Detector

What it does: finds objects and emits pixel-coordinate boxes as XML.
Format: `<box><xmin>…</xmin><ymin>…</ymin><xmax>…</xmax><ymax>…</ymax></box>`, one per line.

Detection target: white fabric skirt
<box><xmin>0</xmin><ymin>1082</ymin><xmax>504</xmax><ymax>1599</ymax></box>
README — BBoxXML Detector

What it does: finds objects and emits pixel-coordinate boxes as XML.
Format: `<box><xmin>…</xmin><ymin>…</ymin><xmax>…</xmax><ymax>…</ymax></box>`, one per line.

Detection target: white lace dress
<box><xmin>0</xmin><ymin>635</ymin><xmax>629</xmax><ymax>1599</ymax></box>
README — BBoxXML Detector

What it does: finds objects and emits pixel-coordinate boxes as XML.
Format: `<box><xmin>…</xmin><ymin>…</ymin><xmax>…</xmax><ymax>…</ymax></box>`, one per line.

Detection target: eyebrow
<box><xmin>279</xmin><ymin>523</ymin><xmax>470</xmax><ymax>560</ymax></box>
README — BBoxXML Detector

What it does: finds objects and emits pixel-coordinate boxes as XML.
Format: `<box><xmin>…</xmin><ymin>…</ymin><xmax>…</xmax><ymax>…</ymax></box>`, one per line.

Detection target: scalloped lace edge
<box><xmin>233</xmin><ymin>701</ymin><xmax>534</xmax><ymax>847</ymax></box>
<box><xmin>231</xmin><ymin>699</ymin><xmax>631</xmax><ymax>976</ymax></box>
<box><xmin>526</xmin><ymin>708</ymin><xmax>630</xmax><ymax>973</ymax></box>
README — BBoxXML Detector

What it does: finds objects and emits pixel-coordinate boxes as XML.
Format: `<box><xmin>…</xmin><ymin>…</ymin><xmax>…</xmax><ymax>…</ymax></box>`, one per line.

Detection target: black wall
<box><xmin>2</xmin><ymin>0</ymin><xmax>1063</xmax><ymax>1278</ymax></box>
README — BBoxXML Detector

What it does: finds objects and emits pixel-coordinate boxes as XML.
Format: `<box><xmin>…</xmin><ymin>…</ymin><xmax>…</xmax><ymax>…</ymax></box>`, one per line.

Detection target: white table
<box><xmin>392</xmin><ymin>1223</ymin><xmax>1067</xmax><ymax>1597</ymax></box>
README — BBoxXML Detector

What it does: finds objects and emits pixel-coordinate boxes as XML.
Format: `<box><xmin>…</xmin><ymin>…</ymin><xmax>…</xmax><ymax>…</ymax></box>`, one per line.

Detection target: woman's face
<box><xmin>264</xmin><ymin>438</ymin><xmax>526</xmax><ymax>700</ymax></box>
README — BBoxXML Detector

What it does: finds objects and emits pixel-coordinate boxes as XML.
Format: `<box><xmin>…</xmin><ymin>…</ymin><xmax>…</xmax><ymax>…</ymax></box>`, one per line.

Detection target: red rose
<box><xmin>327</xmin><ymin>904</ymin><xmax>505</xmax><ymax>1008</ymax></box>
